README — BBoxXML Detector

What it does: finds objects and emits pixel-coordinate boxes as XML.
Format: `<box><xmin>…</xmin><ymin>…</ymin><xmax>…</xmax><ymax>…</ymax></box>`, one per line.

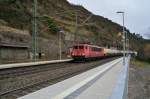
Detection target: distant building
<box><xmin>0</xmin><ymin>26</ymin><xmax>30</xmax><ymax>62</ymax></box>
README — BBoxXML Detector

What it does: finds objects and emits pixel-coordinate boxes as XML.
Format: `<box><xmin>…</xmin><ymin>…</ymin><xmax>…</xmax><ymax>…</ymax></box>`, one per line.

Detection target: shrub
<box><xmin>42</xmin><ymin>16</ymin><xmax>59</xmax><ymax>34</ymax></box>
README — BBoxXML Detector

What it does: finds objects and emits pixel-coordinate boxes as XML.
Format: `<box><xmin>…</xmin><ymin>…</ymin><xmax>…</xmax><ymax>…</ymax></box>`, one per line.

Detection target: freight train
<box><xmin>70</xmin><ymin>44</ymin><xmax>123</xmax><ymax>60</ymax></box>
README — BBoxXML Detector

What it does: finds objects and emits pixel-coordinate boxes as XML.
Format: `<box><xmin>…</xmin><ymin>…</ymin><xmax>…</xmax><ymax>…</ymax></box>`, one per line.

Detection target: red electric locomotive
<box><xmin>71</xmin><ymin>44</ymin><xmax>105</xmax><ymax>60</ymax></box>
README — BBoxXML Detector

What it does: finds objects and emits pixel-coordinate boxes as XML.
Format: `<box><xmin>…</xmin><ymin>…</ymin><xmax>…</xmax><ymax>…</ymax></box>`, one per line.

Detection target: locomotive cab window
<box><xmin>85</xmin><ymin>46</ymin><xmax>88</xmax><ymax>49</ymax></box>
<box><xmin>91</xmin><ymin>47</ymin><xmax>103</xmax><ymax>51</ymax></box>
<box><xmin>74</xmin><ymin>46</ymin><xmax>84</xmax><ymax>49</ymax></box>
<box><xmin>74</xmin><ymin>46</ymin><xmax>78</xmax><ymax>49</ymax></box>
<box><xmin>99</xmin><ymin>48</ymin><xmax>103</xmax><ymax>51</ymax></box>
<box><xmin>79</xmin><ymin>46</ymin><xmax>84</xmax><ymax>49</ymax></box>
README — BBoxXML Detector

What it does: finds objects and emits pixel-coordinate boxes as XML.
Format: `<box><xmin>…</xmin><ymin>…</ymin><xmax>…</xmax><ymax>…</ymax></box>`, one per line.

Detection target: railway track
<box><xmin>0</xmin><ymin>57</ymin><xmax>118</xmax><ymax>99</ymax></box>
<box><xmin>0</xmin><ymin>62</ymin><xmax>72</xmax><ymax>80</ymax></box>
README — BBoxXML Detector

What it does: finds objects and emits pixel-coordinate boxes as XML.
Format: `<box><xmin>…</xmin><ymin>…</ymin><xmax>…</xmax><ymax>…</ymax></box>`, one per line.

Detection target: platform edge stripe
<box><xmin>52</xmin><ymin>58</ymin><xmax>122</xmax><ymax>99</ymax></box>
<box><xmin>0</xmin><ymin>59</ymin><xmax>72</xmax><ymax>69</ymax></box>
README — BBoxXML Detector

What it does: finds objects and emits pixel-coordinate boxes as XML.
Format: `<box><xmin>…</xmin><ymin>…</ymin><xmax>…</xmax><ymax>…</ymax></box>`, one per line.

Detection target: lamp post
<box><xmin>32</xmin><ymin>0</ymin><xmax>38</xmax><ymax>61</ymax></box>
<box><xmin>117</xmin><ymin>11</ymin><xmax>126</xmax><ymax>65</ymax></box>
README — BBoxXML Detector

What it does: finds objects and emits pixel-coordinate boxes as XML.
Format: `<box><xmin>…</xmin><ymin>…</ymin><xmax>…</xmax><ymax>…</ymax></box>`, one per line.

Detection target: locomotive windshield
<box><xmin>73</xmin><ymin>46</ymin><xmax>84</xmax><ymax>49</ymax></box>
<box><xmin>91</xmin><ymin>47</ymin><xmax>103</xmax><ymax>51</ymax></box>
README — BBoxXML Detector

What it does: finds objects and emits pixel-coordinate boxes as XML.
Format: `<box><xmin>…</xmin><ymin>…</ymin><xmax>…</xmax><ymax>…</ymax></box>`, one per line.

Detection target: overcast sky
<box><xmin>67</xmin><ymin>0</ymin><xmax>150</xmax><ymax>39</ymax></box>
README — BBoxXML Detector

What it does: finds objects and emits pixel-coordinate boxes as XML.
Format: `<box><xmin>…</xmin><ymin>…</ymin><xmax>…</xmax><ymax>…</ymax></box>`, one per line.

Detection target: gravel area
<box><xmin>128</xmin><ymin>63</ymin><xmax>150</xmax><ymax>99</ymax></box>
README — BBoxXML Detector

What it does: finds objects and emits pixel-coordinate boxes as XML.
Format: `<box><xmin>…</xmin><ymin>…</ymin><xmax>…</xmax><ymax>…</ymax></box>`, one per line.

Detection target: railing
<box><xmin>111</xmin><ymin>55</ymin><xmax>130</xmax><ymax>99</ymax></box>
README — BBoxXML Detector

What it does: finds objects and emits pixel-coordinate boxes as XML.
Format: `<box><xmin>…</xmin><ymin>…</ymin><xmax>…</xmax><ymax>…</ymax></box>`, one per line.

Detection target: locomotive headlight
<box><xmin>82</xmin><ymin>53</ymin><xmax>85</xmax><ymax>56</ymax></box>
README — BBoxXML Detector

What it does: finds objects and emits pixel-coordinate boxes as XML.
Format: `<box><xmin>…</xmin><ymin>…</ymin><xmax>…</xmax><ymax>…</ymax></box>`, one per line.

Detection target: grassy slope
<box><xmin>0</xmin><ymin>0</ymin><xmax>149</xmax><ymax>60</ymax></box>
<box><xmin>131</xmin><ymin>58</ymin><xmax>150</xmax><ymax>68</ymax></box>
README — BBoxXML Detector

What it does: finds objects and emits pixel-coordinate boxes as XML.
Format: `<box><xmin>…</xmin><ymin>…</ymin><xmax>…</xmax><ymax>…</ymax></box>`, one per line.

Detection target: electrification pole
<box><xmin>74</xmin><ymin>11</ymin><xmax>78</xmax><ymax>44</ymax></box>
<box><xmin>32</xmin><ymin>0</ymin><xmax>38</xmax><ymax>61</ymax></box>
<box><xmin>59</xmin><ymin>30</ymin><xmax>64</xmax><ymax>60</ymax></box>
<box><xmin>127</xmin><ymin>38</ymin><xmax>129</xmax><ymax>56</ymax></box>
<box><xmin>73</xmin><ymin>11</ymin><xmax>93</xmax><ymax>44</ymax></box>
<box><xmin>125</xmin><ymin>31</ymin><xmax>129</xmax><ymax>56</ymax></box>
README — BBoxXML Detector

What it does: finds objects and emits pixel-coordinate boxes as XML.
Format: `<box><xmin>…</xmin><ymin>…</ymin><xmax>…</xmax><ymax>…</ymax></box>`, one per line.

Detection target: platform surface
<box><xmin>18</xmin><ymin>57</ymin><xmax>123</xmax><ymax>99</ymax></box>
<box><xmin>0</xmin><ymin>59</ymin><xmax>72</xmax><ymax>69</ymax></box>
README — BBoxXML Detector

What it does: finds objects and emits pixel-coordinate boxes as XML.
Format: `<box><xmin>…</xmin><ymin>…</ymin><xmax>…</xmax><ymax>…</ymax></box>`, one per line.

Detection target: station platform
<box><xmin>0</xmin><ymin>59</ymin><xmax>72</xmax><ymax>70</ymax></box>
<box><xmin>18</xmin><ymin>57</ymin><xmax>124</xmax><ymax>99</ymax></box>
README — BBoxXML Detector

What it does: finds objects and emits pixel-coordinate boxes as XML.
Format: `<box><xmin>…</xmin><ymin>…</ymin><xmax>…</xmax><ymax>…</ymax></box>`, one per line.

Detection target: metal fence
<box><xmin>110</xmin><ymin>55</ymin><xmax>131</xmax><ymax>99</ymax></box>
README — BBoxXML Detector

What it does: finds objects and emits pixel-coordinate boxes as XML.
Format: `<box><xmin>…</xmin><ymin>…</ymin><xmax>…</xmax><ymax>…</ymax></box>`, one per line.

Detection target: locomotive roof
<box><xmin>73</xmin><ymin>44</ymin><xmax>104</xmax><ymax>48</ymax></box>
<box><xmin>73</xmin><ymin>44</ymin><xmax>121</xmax><ymax>51</ymax></box>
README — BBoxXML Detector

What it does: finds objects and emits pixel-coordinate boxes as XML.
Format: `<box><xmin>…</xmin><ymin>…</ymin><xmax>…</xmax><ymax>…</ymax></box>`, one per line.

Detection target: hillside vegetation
<box><xmin>0</xmin><ymin>0</ymin><xmax>149</xmax><ymax>61</ymax></box>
